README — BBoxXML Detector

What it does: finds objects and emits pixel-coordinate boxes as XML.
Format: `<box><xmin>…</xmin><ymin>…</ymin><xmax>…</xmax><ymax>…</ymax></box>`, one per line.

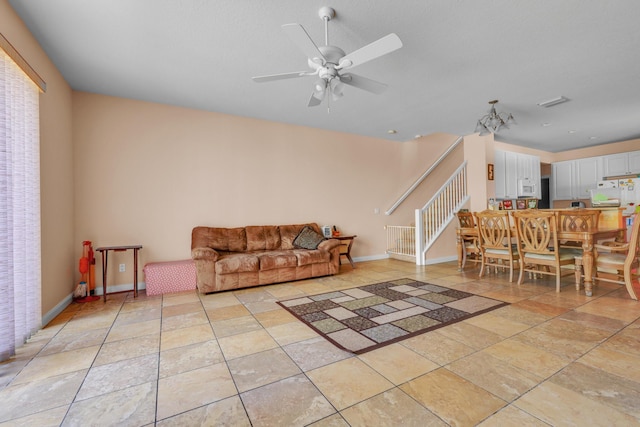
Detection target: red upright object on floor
<box><xmin>85</xmin><ymin>241</ymin><xmax>96</xmax><ymax>293</ymax></box>
<box><xmin>76</xmin><ymin>240</ymin><xmax>99</xmax><ymax>302</ymax></box>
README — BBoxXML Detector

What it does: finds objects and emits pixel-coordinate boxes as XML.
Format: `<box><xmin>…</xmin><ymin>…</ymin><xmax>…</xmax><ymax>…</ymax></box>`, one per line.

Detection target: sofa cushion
<box><xmin>246</xmin><ymin>226</ymin><xmax>281</xmax><ymax>251</ymax></box>
<box><xmin>258</xmin><ymin>251</ymin><xmax>298</xmax><ymax>271</ymax></box>
<box><xmin>227</xmin><ymin>228</ymin><xmax>247</xmax><ymax>252</ymax></box>
<box><xmin>215</xmin><ymin>253</ymin><xmax>259</xmax><ymax>274</ymax></box>
<box><xmin>293</xmin><ymin>225</ymin><xmax>326</xmax><ymax>250</ymax></box>
<box><xmin>294</xmin><ymin>249</ymin><xmax>330</xmax><ymax>266</ymax></box>
<box><xmin>192</xmin><ymin>227</ymin><xmax>247</xmax><ymax>252</ymax></box>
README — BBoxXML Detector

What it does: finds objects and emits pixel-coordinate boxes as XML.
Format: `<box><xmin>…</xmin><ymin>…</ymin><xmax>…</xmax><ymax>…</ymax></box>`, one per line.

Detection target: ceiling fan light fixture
<box><xmin>313</xmin><ymin>79</ymin><xmax>326</xmax><ymax>94</ymax></box>
<box><xmin>475</xmin><ymin>100</ymin><xmax>515</xmax><ymax>134</ymax></box>
<box><xmin>331</xmin><ymin>80</ymin><xmax>344</xmax><ymax>100</ymax></box>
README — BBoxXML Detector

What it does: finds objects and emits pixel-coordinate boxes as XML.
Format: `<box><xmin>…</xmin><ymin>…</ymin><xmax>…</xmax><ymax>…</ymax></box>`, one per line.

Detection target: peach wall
<box><xmin>464</xmin><ymin>133</ymin><xmax>492</xmax><ymax>211</ymax></box>
<box><xmin>2</xmin><ymin>1</ymin><xmax>75</xmax><ymax>317</ymax></box>
<box><xmin>72</xmin><ymin>92</ymin><xmax>462</xmax><ymax>284</ymax></box>
<box><xmin>494</xmin><ymin>140</ymin><xmax>555</xmax><ymax>163</ymax></box>
<box><xmin>551</xmin><ymin>139</ymin><xmax>640</xmax><ymax>162</ymax></box>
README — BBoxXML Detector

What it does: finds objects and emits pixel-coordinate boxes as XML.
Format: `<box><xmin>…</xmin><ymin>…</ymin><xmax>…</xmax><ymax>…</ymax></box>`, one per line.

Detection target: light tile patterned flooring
<box><xmin>1</xmin><ymin>259</ymin><xmax>639</xmax><ymax>426</ymax></box>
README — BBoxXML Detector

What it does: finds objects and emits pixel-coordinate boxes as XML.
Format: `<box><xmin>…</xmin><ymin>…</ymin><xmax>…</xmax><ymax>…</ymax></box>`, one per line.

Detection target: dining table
<box><xmin>456</xmin><ymin>221</ymin><xmax>625</xmax><ymax>297</ymax></box>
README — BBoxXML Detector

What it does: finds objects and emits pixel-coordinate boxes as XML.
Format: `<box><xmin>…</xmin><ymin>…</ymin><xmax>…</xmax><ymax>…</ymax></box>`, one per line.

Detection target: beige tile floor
<box><xmin>1</xmin><ymin>259</ymin><xmax>639</xmax><ymax>426</ymax></box>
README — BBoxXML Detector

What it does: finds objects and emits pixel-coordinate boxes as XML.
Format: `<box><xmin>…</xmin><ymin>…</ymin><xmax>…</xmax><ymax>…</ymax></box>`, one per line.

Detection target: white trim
<box><xmin>92</xmin><ymin>282</ymin><xmax>147</xmax><ymax>296</ymax></box>
<box><xmin>352</xmin><ymin>254</ymin><xmax>390</xmax><ymax>263</ymax></box>
<box><xmin>423</xmin><ymin>255</ymin><xmax>458</xmax><ymax>265</ymax></box>
<box><xmin>41</xmin><ymin>293</ymin><xmax>73</xmax><ymax>327</ymax></box>
<box><xmin>352</xmin><ymin>254</ymin><xmax>456</xmax><ymax>265</ymax></box>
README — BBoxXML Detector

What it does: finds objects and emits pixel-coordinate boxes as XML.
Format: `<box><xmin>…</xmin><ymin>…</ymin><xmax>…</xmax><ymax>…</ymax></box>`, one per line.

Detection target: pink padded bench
<box><xmin>143</xmin><ymin>260</ymin><xmax>196</xmax><ymax>296</ymax></box>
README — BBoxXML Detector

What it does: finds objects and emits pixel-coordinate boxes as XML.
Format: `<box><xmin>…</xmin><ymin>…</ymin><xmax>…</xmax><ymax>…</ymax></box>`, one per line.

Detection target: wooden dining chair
<box><xmin>474</xmin><ymin>210</ymin><xmax>519</xmax><ymax>282</ymax></box>
<box><xmin>557</xmin><ymin>209</ymin><xmax>601</xmax><ymax>250</ymax></box>
<box><xmin>575</xmin><ymin>213</ymin><xmax>639</xmax><ymax>300</ymax></box>
<box><xmin>512</xmin><ymin>210</ymin><xmax>576</xmax><ymax>292</ymax></box>
<box><xmin>456</xmin><ymin>210</ymin><xmax>481</xmax><ymax>269</ymax></box>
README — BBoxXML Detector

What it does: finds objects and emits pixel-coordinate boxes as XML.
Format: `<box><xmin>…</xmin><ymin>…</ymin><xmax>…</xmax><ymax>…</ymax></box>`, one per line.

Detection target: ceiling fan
<box><xmin>252</xmin><ymin>6</ymin><xmax>403</xmax><ymax>109</ymax></box>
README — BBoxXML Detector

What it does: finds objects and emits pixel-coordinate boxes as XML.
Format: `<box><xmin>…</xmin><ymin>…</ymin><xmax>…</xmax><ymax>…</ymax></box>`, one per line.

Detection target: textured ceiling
<box><xmin>9</xmin><ymin>0</ymin><xmax>640</xmax><ymax>152</ymax></box>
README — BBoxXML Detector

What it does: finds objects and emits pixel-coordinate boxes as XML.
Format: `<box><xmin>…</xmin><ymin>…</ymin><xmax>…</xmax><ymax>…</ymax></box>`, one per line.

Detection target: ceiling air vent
<box><xmin>537</xmin><ymin>96</ymin><xmax>569</xmax><ymax>108</ymax></box>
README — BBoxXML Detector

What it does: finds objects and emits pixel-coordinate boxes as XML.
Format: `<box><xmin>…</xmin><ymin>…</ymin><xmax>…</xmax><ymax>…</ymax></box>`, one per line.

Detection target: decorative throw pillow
<box><xmin>293</xmin><ymin>225</ymin><xmax>326</xmax><ymax>250</ymax></box>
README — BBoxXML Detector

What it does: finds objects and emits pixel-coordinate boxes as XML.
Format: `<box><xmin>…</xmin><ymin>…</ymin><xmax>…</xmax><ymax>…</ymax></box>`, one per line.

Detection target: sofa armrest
<box><xmin>191</xmin><ymin>247</ymin><xmax>220</xmax><ymax>261</ymax></box>
<box><xmin>318</xmin><ymin>238</ymin><xmax>341</xmax><ymax>252</ymax></box>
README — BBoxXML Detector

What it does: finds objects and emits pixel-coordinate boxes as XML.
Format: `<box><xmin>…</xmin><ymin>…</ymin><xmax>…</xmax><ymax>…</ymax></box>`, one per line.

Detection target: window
<box><xmin>0</xmin><ymin>47</ymin><xmax>42</xmax><ymax>362</ymax></box>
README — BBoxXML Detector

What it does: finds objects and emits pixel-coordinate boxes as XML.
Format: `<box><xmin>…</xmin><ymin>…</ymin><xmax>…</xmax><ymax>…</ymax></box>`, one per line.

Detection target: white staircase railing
<box><xmin>415</xmin><ymin>161</ymin><xmax>469</xmax><ymax>265</ymax></box>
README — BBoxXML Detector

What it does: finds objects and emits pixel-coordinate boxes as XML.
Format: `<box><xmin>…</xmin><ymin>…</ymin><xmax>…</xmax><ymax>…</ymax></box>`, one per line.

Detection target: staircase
<box><xmin>385</xmin><ymin>136</ymin><xmax>468</xmax><ymax>265</ymax></box>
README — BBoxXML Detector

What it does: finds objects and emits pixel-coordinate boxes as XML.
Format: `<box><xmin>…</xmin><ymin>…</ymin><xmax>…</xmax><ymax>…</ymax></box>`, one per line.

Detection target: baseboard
<box><xmin>424</xmin><ymin>255</ymin><xmax>457</xmax><ymax>265</ymax></box>
<box><xmin>41</xmin><ymin>281</ymin><xmax>147</xmax><ymax>327</ymax></box>
<box><xmin>352</xmin><ymin>254</ymin><xmax>390</xmax><ymax>263</ymax></box>
<box><xmin>353</xmin><ymin>254</ymin><xmax>457</xmax><ymax>265</ymax></box>
<box><xmin>92</xmin><ymin>281</ymin><xmax>147</xmax><ymax>296</ymax></box>
<box><xmin>42</xmin><ymin>293</ymin><xmax>73</xmax><ymax>326</ymax></box>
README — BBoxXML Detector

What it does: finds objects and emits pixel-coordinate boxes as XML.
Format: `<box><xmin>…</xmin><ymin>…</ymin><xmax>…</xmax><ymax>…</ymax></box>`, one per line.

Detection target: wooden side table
<box><xmin>333</xmin><ymin>235</ymin><xmax>357</xmax><ymax>268</ymax></box>
<box><xmin>96</xmin><ymin>245</ymin><xmax>143</xmax><ymax>302</ymax></box>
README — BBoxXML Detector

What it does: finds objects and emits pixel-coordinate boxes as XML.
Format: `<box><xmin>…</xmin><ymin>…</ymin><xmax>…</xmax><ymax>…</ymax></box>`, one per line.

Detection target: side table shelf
<box><xmin>332</xmin><ymin>235</ymin><xmax>357</xmax><ymax>268</ymax></box>
<box><xmin>95</xmin><ymin>245</ymin><xmax>143</xmax><ymax>302</ymax></box>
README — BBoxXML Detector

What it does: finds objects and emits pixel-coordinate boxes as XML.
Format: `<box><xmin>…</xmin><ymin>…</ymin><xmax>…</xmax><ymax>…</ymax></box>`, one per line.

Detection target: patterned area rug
<box><xmin>277</xmin><ymin>278</ymin><xmax>508</xmax><ymax>354</ymax></box>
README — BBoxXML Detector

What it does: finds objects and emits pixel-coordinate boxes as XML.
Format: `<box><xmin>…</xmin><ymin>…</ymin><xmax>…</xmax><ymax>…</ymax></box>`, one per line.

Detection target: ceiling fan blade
<box><xmin>340</xmin><ymin>73</ymin><xmax>388</xmax><ymax>94</ymax></box>
<box><xmin>282</xmin><ymin>23</ymin><xmax>326</xmax><ymax>64</ymax></box>
<box><xmin>338</xmin><ymin>33</ymin><xmax>402</xmax><ymax>69</ymax></box>
<box><xmin>252</xmin><ymin>71</ymin><xmax>310</xmax><ymax>82</ymax></box>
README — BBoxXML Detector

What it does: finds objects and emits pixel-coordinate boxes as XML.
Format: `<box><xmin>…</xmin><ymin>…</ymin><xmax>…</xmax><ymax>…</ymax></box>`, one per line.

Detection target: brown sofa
<box><xmin>191</xmin><ymin>223</ymin><xmax>341</xmax><ymax>294</ymax></box>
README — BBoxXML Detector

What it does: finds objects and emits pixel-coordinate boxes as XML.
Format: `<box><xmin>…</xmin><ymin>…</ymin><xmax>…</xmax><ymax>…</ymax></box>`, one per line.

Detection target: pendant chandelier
<box><xmin>475</xmin><ymin>100</ymin><xmax>515</xmax><ymax>135</ymax></box>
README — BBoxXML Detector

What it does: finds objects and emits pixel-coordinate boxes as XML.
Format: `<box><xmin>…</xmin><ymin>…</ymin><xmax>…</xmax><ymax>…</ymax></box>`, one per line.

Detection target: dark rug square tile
<box><xmin>277</xmin><ymin>279</ymin><xmax>508</xmax><ymax>354</ymax></box>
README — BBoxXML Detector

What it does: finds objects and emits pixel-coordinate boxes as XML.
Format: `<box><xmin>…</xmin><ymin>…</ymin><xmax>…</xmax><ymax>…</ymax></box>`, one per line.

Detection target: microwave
<box><xmin>518</xmin><ymin>178</ymin><xmax>537</xmax><ymax>197</ymax></box>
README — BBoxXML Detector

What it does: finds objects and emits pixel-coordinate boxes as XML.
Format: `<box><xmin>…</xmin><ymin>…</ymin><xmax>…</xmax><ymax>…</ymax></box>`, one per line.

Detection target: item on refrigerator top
<box><xmin>590</xmin><ymin>188</ymin><xmax>621</xmax><ymax>207</ymax></box>
<box><xmin>598</xmin><ymin>178</ymin><xmax>640</xmax><ymax>214</ymax></box>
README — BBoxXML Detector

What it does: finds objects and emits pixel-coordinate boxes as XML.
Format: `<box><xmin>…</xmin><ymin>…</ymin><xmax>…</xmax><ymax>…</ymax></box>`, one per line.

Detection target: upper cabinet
<box><xmin>602</xmin><ymin>150</ymin><xmax>640</xmax><ymax>177</ymax></box>
<box><xmin>494</xmin><ymin>150</ymin><xmax>541</xmax><ymax>199</ymax></box>
<box><xmin>551</xmin><ymin>156</ymin><xmax>603</xmax><ymax>201</ymax></box>
<box><xmin>575</xmin><ymin>157</ymin><xmax>602</xmax><ymax>198</ymax></box>
<box><xmin>552</xmin><ymin>161</ymin><xmax>575</xmax><ymax>200</ymax></box>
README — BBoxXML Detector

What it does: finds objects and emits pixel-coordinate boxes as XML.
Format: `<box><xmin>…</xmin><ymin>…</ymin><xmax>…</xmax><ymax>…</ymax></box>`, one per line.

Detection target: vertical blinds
<box><xmin>0</xmin><ymin>47</ymin><xmax>42</xmax><ymax>361</ymax></box>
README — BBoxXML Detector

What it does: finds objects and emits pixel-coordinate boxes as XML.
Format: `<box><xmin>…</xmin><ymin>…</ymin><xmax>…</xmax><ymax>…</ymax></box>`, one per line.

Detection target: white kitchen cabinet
<box><xmin>495</xmin><ymin>150</ymin><xmax>540</xmax><ymax>199</ymax></box>
<box><xmin>551</xmin><ymin>157</ymin><xmax>602</xmax><ymax>200</ymax></box>
<box><xmin>603</xmin><ymin>150</ymin><xmax>640</xmax><ymax>177</ymax></box>
<box><xmin>629</xmin><ymin>151</ymin><xmax>640</xmax><ymax>173</ymax></box>
<box><xmin>552</xmin><ymin>161</ymin><xmax>575</xmax><ymax>200</ymax></box>
<box><xmin>575</xmin><ymin>157</ymin><xmax>602</xmax><ymax>198</ymax></box>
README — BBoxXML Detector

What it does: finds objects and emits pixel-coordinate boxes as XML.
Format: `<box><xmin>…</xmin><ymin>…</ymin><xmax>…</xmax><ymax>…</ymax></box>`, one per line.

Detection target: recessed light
<box><xmin>541</xmin><ymin>123</ymin><xmax>552</xmax><ymax>127</ymax></box>
<box><xmin>589</xmin><ymin>136</ymin><xmax>598</xmax><ymax>140</ymax></box>
<box><xmin>387</xmin><ymin>129</ymin><xmax>397</xmax><ymax>134</ymax></box>
<box><xmin>568</xmin><ymin>130</ymin><xmax>577</xmax><ymax>134</ymax></box>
